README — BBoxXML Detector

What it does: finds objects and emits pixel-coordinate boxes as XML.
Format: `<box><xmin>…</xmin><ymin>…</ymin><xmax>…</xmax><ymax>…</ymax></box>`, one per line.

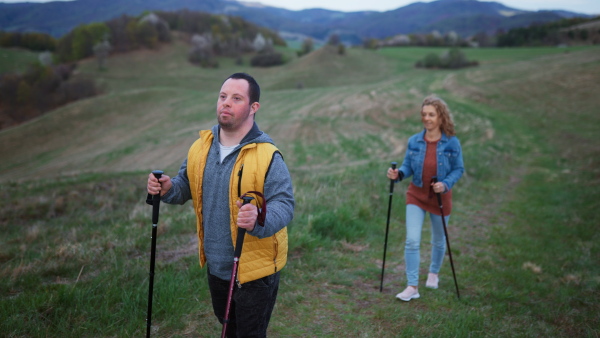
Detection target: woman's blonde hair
<box><xmin>422</xmin><ymin>95</ymin><xmax>455</xmax><ymax>136</ymax></box>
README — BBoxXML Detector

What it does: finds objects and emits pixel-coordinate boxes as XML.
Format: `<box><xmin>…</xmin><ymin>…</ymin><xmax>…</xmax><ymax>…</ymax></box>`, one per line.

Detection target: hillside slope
<box><xmin>1</xmin><ymin>44</ymin><xmax>598</xmax><ymax>183</ymax></box>
<box><xmin>0</xmin><ymin>41</ymin><xmax>397</xmax><ymax>180</ymax></box>
<box><xmin>1</xmin><ymin>41</ymin><xmax>599</xmax><ymax>336</ymax></box>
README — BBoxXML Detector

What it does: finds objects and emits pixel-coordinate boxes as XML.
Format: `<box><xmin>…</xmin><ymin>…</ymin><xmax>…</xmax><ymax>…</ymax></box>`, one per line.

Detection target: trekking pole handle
<box><xmin>241</xmin><ymin>196</ymin><xmax>254</xmax><ymax>205</ymax></box>
<box><xmin>146</xmin><ymin>170</ymin><xmax>164</xmax><ymax>206</ymax></box>
<box><xmin>152</xmin><ymin>170</ymin><xmax>163</xmax><ymax>183</ymax></box>
<box><xmin>151</xmin><ymin>170</ymin><xmax>164</xmax><ymax>198</ymax></box>
<box><xmin>151</xmin><ymin>170</ymin><xmax>163</xmax><ymax>224</ymax></box>
<box><xmin>389</xmin><ymin>162</ymin><xmax>397</xmax><ymax>193</ymax></box>
<box><xmin>431</xmin><ymin>176</ymin><xmax>443</xmax><ymax>206</ymax></box>
<box><xmin>234</xmin><ymin>196</ymin><xmax>255</xmax><ymax>257</ymax></box>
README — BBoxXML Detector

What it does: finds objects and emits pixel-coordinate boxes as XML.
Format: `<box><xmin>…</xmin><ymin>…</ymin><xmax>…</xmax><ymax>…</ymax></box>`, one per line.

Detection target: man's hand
<box><xmin>236</xmin><ymin>199</ymin><xmax>258</xmax><ymax>231</ymax></box>
<box><xmin>147</xmin><ymin>172</ymin><xmax>172</xmax><ymax>196</ymax></box>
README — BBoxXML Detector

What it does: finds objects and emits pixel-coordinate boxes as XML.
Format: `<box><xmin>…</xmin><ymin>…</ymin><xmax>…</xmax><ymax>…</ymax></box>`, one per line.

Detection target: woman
<box><xmin>387</xmin><ymin>95</ymin><xmax>464</xmax><ymax>301</ymax></box>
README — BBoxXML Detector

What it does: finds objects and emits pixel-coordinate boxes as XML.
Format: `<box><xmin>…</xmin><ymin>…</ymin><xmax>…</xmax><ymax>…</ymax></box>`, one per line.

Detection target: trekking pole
<box><xmin>432</xmin><ymin>176</ymin><xmax>460</xmax><ymax>299</ymax></box>
<box><xmin>145</xmin><ymin>170</ymin><xmax>163</xmax><ymax>338</ymax></box>
<box><xmin>380</xmin><ymin>162</ymin><xmax>397</xmax><ymax>292</ymax></box>
<box><xmin>221</xmin><ymin>195</ymin><xmax>255</xmax><ymax>338</ymax></box>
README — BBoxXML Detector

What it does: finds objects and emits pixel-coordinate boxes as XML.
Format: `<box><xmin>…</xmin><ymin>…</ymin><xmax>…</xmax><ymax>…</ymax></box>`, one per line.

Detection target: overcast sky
<box><xmin>1</xmin><ymin>0</ymin><xmax>598</xmax><ymax>15</ymax></box>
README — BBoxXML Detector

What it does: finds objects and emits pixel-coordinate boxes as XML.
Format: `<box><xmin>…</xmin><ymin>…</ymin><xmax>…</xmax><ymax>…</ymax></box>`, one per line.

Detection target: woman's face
<box><xmin>421</xmin><ymin>105</ymin><xmax>441</xmax><ymax>133</ymax></box>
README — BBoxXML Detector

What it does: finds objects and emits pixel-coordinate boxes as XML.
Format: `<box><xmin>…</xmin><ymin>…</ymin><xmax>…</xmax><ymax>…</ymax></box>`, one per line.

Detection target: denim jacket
<box><xmin>399</xmin><ymin>129</ymin><xmax>464</xmax><ymax>192</ymax></box>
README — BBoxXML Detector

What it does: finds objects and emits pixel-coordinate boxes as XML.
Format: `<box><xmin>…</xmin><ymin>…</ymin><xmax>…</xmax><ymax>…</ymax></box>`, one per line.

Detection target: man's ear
<box><xmin>251</xmin><ymin>102</ymin><xmax>260</xmax><ymax>114</ymax></box>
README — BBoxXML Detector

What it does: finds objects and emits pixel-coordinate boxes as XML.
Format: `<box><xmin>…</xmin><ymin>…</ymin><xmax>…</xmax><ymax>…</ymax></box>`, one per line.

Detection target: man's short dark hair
<box><xmin>225</xmin><ymin>72</ymin><xmax>260</xmax><ymax>104</ymax></box>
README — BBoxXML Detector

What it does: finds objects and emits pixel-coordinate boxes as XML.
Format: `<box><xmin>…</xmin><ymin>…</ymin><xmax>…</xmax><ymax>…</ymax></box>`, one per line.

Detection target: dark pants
<box><xmin>207</xmin><ymin>269</ymin><xmax>280</xmax><ymax>338</ymax></box>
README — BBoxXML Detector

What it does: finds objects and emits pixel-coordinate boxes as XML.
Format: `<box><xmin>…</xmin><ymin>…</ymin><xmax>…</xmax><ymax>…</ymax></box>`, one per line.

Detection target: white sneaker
<box><xmin>426</xmin><ymin>273</ymin><xmax>439</xmax><ymax>289</ymax></box>
<box><xmin>396</xmin><ymin>287</ymin><xmax>420</xmax><ymax>301</ymax></box>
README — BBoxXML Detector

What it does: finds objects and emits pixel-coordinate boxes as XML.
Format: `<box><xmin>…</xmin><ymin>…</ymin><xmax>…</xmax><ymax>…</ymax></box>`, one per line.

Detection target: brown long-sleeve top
<box><xmin>406</xmin><ymin>138</ymin><xmax>452</xmax><ymax>216</ymax></box>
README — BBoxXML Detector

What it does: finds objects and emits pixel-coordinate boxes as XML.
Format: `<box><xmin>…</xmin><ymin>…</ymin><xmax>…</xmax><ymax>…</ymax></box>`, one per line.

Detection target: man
<box><xmin>147</xmin><ymin>73</ymin><xmax>294</xmax><ymax>337</ymax></box>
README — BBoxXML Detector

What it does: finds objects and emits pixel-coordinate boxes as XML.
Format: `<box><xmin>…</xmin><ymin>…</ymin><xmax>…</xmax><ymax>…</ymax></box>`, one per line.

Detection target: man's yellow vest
<box><xmin>187</xmin><ymin>129</ymin><xmax>288</xmax><ymax>284</ymax></box>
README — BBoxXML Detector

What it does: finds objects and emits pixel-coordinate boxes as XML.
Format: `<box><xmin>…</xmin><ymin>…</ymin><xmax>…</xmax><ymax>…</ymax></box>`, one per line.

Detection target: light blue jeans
<box><xmin>405</xmin><ymin>204</ymin><xmax>450</xmax><ymax>286</ymax></box>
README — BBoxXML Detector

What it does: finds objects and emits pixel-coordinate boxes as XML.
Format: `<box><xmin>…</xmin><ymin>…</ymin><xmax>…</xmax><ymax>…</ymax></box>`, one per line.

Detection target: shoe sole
<box><xmin>426</xmin><ymin>276</ymin><xmax>439</xmax><ymax>289</ymax></box>
<box><xmin>396</xmin><ymin>293</ymin><xmax>420</xmax><ymax>301</ymax></box>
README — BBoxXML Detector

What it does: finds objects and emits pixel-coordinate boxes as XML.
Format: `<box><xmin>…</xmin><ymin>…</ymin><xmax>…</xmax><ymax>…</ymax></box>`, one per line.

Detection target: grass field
<box><xmin>1</xmin><ymin>40</ymin><xmax>599</xmax><ymax>337</ymax></box>
<box><xmin>0</xmin><ymin>47</ymin><xmax>39</xmax><ymax>74</ymax></box>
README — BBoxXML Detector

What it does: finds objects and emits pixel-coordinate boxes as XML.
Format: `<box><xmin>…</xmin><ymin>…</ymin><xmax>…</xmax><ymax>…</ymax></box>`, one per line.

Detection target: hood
<box><xmin>210</xmin><ymin>122</ymin><xmax>274</xmax><ymax>148</ymax></box>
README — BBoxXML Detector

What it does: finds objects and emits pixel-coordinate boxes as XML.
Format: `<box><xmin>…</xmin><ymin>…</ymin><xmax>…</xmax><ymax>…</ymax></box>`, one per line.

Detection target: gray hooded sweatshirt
<box><xmin>161</xmin><ymin>122</ymin><xmax>295</xmax><ymax>280</ymax></box>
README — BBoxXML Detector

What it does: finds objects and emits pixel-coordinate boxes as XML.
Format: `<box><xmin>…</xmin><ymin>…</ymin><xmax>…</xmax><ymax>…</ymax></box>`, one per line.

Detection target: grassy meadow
<box><xmin>1</xmin><ymin>40</ymin><xmax>599</xmax><ymax>337</ymax></box>
<box><xmin>0</xmin><ymin>48</ymin><xmax>39</xmax><ymax>74</ymax></box>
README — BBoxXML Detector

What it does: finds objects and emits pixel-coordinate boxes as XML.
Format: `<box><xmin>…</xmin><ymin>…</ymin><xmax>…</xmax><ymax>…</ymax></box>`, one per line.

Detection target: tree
<box><xmin>140</xmin><ymin>12</ymin><xmax>171</xmax><ymax>43</ymax></box>
<box><xmin>72</xmin><ymin>23</ymin><xmax>111</xmax><ymax>60</ymax></box>
<box><xmin>298</xmin><ymin>38</ymin><xmax>313</xmax><ymax>56</ymax></box>
<box><xmin>188</xmin><ymin>34</ymin><xmax>218</xmax><ymax>68</ymax></box>
<box><xmin>253</xmin><ymin>33</ymin><xmax>266</xmax><ymax>52</ymax></box>
<box><xmin>105</xmin><ymin>15</ymin><xmax>136</xmax><ymax>52</ymax></box>
<box><xmin>417</xmin><ymin>53</ymin><xmax>441</xmax><ymax>68</ymax></box>
<box><xmin>441</xmin><ymin>48</ymin><xmax>468</xmax><ymax>69</ymax></box>
<box><xmin>415</xmin><ymin>48</ymin><xmax>478</xmax><ymax>69</ymax></box>
<box><xmin>38</xmin><ymin>51</ymin><xmax>53</xmax><ymax>67</ymax></box>
<box><xmin>93</xmin><ymin>39</ymin><xmax>111</xmax><ymax>70</ymax></box>
<box><xmin>363</xmin><ymin>38</ymin><xmax>380</xmax><ymax>49</ymax></box>
<box><xmin>16</xmin><ymin>80</ymin><xmax>32</xmax><ymax>105</ymax></box>
<box><xmin>250</xmin><ymin>52</ymin><xmax>283</xmax><ymax>67</ymax></box>
<box><xmin>445</xmin><ymin>31</ymin><xmax>459</xmax><ymax>46</ymax></box>
<box><xmin>136</xmin><ymin>21</ymin><xmax>159</xmax><ymax>48</ymax></box>
<box><xmin>471</xmin><ymin>31</ymin><xmax>494</xmax><ymax>47</ymax></box>
<box><xmin>327</xmin><ymin>33</ymin><xmax>340</xmax><ymax>46</ymax></box>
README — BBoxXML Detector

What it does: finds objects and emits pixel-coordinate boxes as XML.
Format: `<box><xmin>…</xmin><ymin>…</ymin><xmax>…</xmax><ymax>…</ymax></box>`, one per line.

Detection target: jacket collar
<box><xmin>214</xmin><ymin>122</ymin><xmax>262</xmax><ymax>146</ymax></box>
<box><xmin>417</xmin><ymin>128</ymin><xmax>448</xmax><ymax>143</ymax></box>
<box><xmin>240</xmin><ymin>122</ymin><xmax>262</xmax><ymax>144</ymax></box>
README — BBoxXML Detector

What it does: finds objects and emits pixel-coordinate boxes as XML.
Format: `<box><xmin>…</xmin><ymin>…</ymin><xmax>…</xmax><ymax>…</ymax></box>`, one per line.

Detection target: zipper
<box><xmin>237</xmin><ymin>163</ymin><xmax>244</xmax><ymax>197</ymax></box>
<box><xmin>235</xmin><ymin>161</ymin><xmax>245</xmax><ymax>287</ymax></box>
<box><xmin>273</xmin><ymin>236</ymin><xmax>278</xmax><ymax>273</ymax></box>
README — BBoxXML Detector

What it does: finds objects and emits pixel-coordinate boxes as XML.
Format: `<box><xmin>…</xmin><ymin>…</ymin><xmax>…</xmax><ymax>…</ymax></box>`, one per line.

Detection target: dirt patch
<box><xmin>157</xmin><ymin>234</ymin><xmax>198</xmax><ymax>263</ymax></box>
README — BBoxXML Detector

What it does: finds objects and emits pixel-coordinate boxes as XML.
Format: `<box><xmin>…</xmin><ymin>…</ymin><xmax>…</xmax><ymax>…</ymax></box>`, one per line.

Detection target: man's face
<box><xmin>216</xmin><ymin>78</ymin><xmax>257</xmax><ymax>131</ymax></box>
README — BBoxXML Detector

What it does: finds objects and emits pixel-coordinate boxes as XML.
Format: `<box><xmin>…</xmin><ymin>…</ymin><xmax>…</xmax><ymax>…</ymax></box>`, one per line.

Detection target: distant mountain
<box><xmin>0</xmin><ymin>0</ymin><xmax>592</xmax><ymax>43</ymax></box>
<box><xmin>0</xmin><ymin>0</ymin><xmax>226</xmax><ymax>37</ymax></box>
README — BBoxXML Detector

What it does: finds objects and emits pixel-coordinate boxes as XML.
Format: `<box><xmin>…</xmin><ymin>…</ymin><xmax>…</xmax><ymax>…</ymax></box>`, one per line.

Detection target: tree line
<box><xmin>496</xmin><ymin>16</ymin><xmax>600</xmax><ymax>47</ymax></box>
<box><xmin>363</xmin><ymin>15</ymin><xmax>600</xmax><ymax>48</ymax></box>
<box><xmin>0</xmin><ymin>31</ymin><xmax>57</xmax><ymax>52</ymax></box>
<box><xmin>0</xmin><ymin>63</ymin><xmax>96</xmax><ymax>130</ymax></box>
<box><xmin>1</xmin><ymin>10</ymin><xmax>287</xmax><ymax>68</ymax></box>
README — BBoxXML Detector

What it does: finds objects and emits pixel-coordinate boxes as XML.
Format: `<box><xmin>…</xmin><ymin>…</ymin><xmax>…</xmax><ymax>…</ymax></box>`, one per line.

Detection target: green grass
<box><xmin>0</xmin><ymin>47</ymin><xmax>40</xmax><ymax>74</ymax></box>
<box><xmin>1</xmin><ymin>39</ymin><xmax>599</xmax><ymax>337</ymax></box>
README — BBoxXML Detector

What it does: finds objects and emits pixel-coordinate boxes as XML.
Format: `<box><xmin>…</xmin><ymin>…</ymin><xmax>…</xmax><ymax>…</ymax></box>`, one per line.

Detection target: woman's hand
<box><xmin>387</xmin><ymin>168</ymin><xmax>399</xmax><ymax>180</ymax></box>
<box><xmin>431</xmin><ymin>181</ymin><xmax>445</xmax><ymax>194</ymax></box>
